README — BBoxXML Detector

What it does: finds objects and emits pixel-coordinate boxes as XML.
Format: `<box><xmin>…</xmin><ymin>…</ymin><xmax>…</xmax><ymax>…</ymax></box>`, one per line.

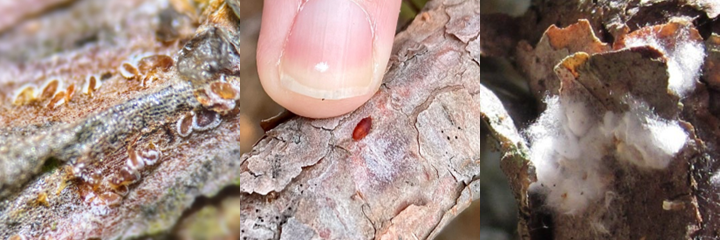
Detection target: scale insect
<box><xmin>352</xmin><ymin>117</ymin><xmax>372</xmax><ymax>141</ymax></box>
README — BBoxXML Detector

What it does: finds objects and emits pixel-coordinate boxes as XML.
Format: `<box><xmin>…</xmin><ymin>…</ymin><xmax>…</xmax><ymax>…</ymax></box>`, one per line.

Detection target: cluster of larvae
<box><xmin>12</xmin><ymin>74</ymin><xmax>103</xmax><ymax>108</ymax></box>
<box><xmin>118</xmin><ymin>54</ymin><xmax>173</xmax><ymax>87</ymax></box>
<box><xmin>33</xmin><ymin>45</ymin><xmax>241</xmax><ymax>207</ymax></box>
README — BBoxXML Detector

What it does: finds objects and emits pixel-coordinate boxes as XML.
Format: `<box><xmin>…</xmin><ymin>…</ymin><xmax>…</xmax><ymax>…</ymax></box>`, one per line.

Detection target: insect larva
<box><xmin>176</xmin><ymin>112</ymin><xmax>195</xmax><ymax>137</ymax></box>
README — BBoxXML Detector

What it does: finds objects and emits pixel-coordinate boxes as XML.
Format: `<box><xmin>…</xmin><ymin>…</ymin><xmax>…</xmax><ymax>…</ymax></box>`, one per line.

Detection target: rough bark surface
<box><xmin>0</xmin><ymin>0</ymin><xmax>241</xmax><ymax>238</ymax></box>
<box><xmin>238</xmin><ymin>0</ymin><xmax>480</xmax><ymax>239</ymax></box>
<box><xmin>482</xmin><ymin>0</ymin><xmax>720</xmax><ymax>239</ymax></box>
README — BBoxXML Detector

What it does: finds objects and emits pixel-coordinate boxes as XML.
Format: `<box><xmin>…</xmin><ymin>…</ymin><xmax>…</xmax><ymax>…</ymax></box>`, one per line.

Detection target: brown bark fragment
<box><xmin>516</xmin><ymin>19</ymin><xmax>611</xmax><ymax>100</ymax></box>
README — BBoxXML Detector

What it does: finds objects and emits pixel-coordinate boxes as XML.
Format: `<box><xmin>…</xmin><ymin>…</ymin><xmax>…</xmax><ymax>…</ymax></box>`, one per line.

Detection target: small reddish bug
<box><xmin>353</xmin><ymin>117</ymin><xmax>372</xmax><ymax>141</ymax></box>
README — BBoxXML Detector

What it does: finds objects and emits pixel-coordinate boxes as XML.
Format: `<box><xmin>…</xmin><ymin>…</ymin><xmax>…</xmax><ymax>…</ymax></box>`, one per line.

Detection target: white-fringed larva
<box><xmin>176</xmin><ymin>112</ymin><xmax>195</xmax><ymax>137</ymax></box>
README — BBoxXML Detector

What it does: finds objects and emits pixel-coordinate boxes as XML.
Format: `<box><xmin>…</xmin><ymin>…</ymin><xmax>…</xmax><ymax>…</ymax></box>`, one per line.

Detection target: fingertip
<box><xmin>260</xmin><ymin>79</ymin><xmax>376</xmax><ymax>119</ymax></box>
<box><xmin>257</xmin><ymin>0</ymin><xmax>401</xmax><ymax>119</ymax></box>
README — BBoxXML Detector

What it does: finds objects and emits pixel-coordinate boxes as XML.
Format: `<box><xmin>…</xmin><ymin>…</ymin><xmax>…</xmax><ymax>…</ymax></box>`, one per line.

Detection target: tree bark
<box><xmin>238</xmin><ymin>0</ymin><xmax>481</xmax><ymax>239</ymax></box>
<box><xmin>482</xmin><ymin>0</ymin><xmax>720</xmax><ymax>239</ymax></box>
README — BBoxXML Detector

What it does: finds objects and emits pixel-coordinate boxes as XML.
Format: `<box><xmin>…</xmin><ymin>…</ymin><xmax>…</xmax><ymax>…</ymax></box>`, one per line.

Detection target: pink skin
<box><xmin>257</xmin><ymin>0</ymin><xmax>402</xmax><ymax>119</ymax></box>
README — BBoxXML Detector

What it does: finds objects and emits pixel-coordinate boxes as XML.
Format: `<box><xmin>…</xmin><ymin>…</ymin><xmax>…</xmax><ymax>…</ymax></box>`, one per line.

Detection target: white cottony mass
<box><xmin>622</xmin><ymin>19</ymin><xmax>705</xmax><ymax>97</ymax></box>
<box><xmin>527</xmin><ymin>96</ymin><xmax>687</xmax><ymax>215</ymax></box>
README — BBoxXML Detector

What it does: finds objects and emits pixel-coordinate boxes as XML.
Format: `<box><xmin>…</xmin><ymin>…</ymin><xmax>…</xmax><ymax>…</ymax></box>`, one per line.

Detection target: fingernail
<box><xmin>279</xmin><ymin>0</ymin><xmax>375</xmax><ymax>100</ymax></box>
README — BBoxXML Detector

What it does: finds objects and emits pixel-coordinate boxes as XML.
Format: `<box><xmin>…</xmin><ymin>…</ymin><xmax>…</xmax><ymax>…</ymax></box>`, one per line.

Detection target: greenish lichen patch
<box><xmin>41</xmin><ymin>157</ymin><xmax>62</xmax><ymax>174</ymax></box>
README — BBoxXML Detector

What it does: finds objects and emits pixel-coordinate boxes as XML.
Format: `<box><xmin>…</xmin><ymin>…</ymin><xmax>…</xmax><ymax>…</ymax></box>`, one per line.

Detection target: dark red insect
<box><xmin>353</xmin><ymin>117</ymin><xmax>372</xmax><ymax>141</ymax></box>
